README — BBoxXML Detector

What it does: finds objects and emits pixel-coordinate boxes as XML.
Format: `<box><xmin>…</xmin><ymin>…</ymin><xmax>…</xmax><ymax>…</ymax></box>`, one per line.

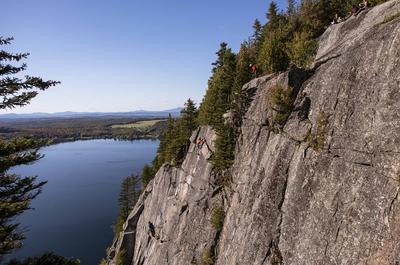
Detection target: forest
<box><xmin>0</xmin><ymin>117</ymin><xmax>168</xmax><ymax>144</ymax></box>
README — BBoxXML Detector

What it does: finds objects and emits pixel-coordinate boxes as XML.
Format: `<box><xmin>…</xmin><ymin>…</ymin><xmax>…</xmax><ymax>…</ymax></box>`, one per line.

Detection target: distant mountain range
<box><xmin>0</xmin><ymin>108</ymin><xmax>182</xmax><ymax>120</ymax></box>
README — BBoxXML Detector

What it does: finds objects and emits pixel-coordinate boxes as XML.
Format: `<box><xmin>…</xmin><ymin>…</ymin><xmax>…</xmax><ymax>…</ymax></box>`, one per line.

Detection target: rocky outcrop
<box><xmin>108</xmin><ymin>1</ymin><xmax>400</xmax><ymax>264</ymax></box>
<box><xmin>108</xmin><ymin>126</ymin><xmax>221</xmax><ymax>265</ymax></box>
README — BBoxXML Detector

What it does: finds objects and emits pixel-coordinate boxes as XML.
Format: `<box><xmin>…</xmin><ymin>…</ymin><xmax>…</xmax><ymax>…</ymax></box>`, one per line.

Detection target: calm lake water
<box><xmin>7</xmin><ymin>139</ymin><xmax>159</xmax><ymax>264</ymax></box>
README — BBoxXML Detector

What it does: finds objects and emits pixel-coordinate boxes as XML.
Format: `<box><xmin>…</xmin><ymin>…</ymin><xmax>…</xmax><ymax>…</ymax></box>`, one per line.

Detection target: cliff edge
<box><xmin>108</xmin><ymin>1</ymin><xmax>400</xmax><ymax>264</ymax></box>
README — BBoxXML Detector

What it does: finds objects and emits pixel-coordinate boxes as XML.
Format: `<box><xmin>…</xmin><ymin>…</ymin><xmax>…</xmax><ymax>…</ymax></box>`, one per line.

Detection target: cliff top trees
<box><xmin>0</xmin><ymin>37</ymin><xmax>59</xmax><ymax>260</ymax></box>
<box><xmin>198</xmin><ymin>43</ymin><xmax>236</xmax><ymax>129</ymax></box>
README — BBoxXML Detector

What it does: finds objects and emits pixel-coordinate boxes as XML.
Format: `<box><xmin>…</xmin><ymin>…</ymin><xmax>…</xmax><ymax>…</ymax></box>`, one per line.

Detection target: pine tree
<box><xmin>198</xmin><ymin>43</ymin><xmax>236</xmax><ymax>129</ymax></box>
<box><xmin>287</xmin><ymin>31</ymin><xmax>317</xmax><ymax>68</ymax></box>
<box><xmin>231</xmin><ymin>43</ymin><xmax>254</xmax><ymax>131</ymax></box>
<box><xmin>287</xmin><ymin>0</ymin><xmax>297</xmax><ymax>17</ymax></box>
<box><xmin>197</xmin><ymin>43</ymin><xmax>237</xmax><ymax>171</ymax></box>
<box><xmin>180</xmin><ymin>99</ymin><xmax>198</xmax><ymax>135</ymax></box>
<box><xmin>258</xmin><ymin>25</ymin><xmax>290</xmax><ymax>74</ymax></box>
<box><xmin>142</xmin><ymin>99</ymin><xmax>198</xmax><ymax>187</ymax></box>
<box><xmin>115</xmin><ymin>175</ymin><xmax>140</xmax><ymax>235</ymax></box>
<box><xmin>252</xmin><ymin>19</ymin><xmax>264</xmax><ymax>46</ymax></box>
<box><xmin>267</xmin><ymin>1</ymin><xmax>279</xmax><ymax>24</ymax></box>
<box><xmin>0</xmin><ymin>37</ymin><xmax>59</xmax><ymax>260</ymax></box>
<box><xmin>141</xmin><ymin>164</ymin><xmax>154</xmax><ymax>188</ymax></box>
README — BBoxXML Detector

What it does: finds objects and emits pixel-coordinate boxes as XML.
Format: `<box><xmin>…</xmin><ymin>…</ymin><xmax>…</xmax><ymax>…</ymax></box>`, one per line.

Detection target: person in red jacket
<box><xmin>249</xmin><ymin>64</ymin><xmax>257</xmax><ymax>77</ymax></box>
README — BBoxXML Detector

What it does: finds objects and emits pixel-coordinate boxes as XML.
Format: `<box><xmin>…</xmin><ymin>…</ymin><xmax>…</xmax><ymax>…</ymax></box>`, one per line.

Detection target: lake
<box><xmin>7</xmin><ymin>139</ymin><xmax>159</xmax><ymax>264</ymax></box>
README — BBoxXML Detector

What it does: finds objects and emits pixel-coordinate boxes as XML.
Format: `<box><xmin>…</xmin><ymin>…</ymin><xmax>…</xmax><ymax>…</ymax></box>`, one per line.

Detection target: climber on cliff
<box><xmin>147</xmin><ymin>221</ymin><xmax>156</xmax><ymax>238</ymax></box>
<box><xmin>355</xmin><ymin>0</ymin><xmax>368</xmax><ymax>16</ymax></box>
<box><xmin>197</xmin><ymin>138</ymin><xmax>205</xmax><ymax>149</ymax></box>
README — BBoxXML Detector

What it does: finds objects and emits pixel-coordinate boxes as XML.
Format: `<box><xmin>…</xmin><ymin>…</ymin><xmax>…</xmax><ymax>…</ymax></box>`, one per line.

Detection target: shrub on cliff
<box><xmin>201</xmin><ymin>247</ymin><xmax>215</xmax><ymax>265</ymax></box>
<box><xmin>210</xmin><ymin>206</ymin><xmax>225</xmax><ymax>232</ymax></box>
<box><xmin>272</xmin><ymin>84</ymin><xmax>295</xmax><ymax>130</ymax></box>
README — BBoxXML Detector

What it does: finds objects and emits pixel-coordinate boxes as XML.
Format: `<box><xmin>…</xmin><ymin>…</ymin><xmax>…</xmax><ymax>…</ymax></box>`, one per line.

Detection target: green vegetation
<box><xmin>288</xmin><ymin>32</ymin><xmax>318</xmax><ymax>69</ymax></box>
<box><xmin>114</xmin><ymin>175</ymin><xmax>141</xmax><ymax>236</ymax></box>
<box><xmin>0</xmin><ymin>117</ymin><xmax>167</xmax><ymax>143</ymax></box>
<box><xmin>5</xmin><ymin>252</ymin><xmax>80</xmax><ymax>265</ymax></box>
<box><xmin>210</xmin><ymin>206</ymin><xmax>225</xmax><ymax>232</ymax></box>
<box><xmin>111</xmin><ymin>119</ymin><xmax>165</xmax><ymax>129</ymax></box>
<box><xmin>0</xmin><ymin>37</ymin><xmax>59</xmax><ymax>261</ymax></box>
<box><xmin>115</xmin><ymin>249</ymin><xmax>126</xmax><ymax>265</ymax></box>
<box><xmin>381</xmin><ymin>11</ymin><xmax>400</xmax><ymax>24</ymax></box>
<box><xmin>197</xmin><ymin>43</ymin><xmax>237</xmax><ymax>172</ymax></box>
<box><xmin>272</xmin><ymin>84</ymin><xmax>295</xmax><ymax>130</ymax></box>
<box><xmin>201</xmin><ymin>247</ymin><xmax>215</xmax><ymax>265</ymax></box>
<box><xmin>141</xmin><ymin>99</ymin><xmax>198</xmax><ymax>188</ymax></box>
<box><xmin>99</xmin><ymin>259</ymin><xmax>107</xmax><ymax>265</ymax></box>
<box><xmin>310</xmin><ymin>111</ymin><xmax>328</xmax><ymax>150</ymax></box>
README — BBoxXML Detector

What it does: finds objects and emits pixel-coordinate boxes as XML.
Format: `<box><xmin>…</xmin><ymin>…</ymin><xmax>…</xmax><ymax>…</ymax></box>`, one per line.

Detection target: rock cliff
<box><xmin>108</xmin><ymin>1</ymin><xmax>400</xmax><ymax>264</ymax></box>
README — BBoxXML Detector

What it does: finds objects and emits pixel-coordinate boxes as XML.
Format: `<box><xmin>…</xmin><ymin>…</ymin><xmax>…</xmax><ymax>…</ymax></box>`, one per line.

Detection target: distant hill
<box><xmin>0</xmin><ymin>108</ymin><xmax>182</xmax><ymax>120</ymax></box>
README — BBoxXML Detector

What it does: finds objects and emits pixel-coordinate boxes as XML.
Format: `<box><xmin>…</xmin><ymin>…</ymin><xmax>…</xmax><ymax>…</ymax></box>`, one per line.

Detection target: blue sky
<box><xmin>1</xmin><ymin>0</ymin><xmax>287</xmax><ymax>113</ymax></box>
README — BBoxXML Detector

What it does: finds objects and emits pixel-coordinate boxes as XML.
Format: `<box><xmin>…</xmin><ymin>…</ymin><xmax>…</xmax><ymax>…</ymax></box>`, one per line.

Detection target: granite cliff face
<box><xmin>108</xmin><ymin>1</ymin><xmax>400</xmax><ymax>264</ymax></box>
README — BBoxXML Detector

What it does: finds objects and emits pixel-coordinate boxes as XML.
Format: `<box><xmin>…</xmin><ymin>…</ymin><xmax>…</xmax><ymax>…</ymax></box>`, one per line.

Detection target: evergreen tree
<box><xmin>258</xmin><ymin>25</ymin><xmax>290</xmax><ymax>74</ymax></box>
<box><xmin>0</xmin><ymin>37</ymin><xmax>59</xmax><ymax>260</ymax></box>
<box><xmin>287</xmin><ymin>0</ymin><xmax>297</xmax><ymax>17</ymax></box>
<box><xmin>118</xmin><ymin>175</ymin><xmax>140</xmax><ymax>218</ymax></box>
<box><xmin>267</xmin><ymin>1</ymin><xmax>279</xmax><ymax>24</ymax></box>
<box><xmin>252</xmin><ymin>19</ymin><xmax>264</xmax><ymax>47</ymax></box>
<box><xmin>180</xmin><ymin>99</ymin><xmax>198</xmax><ymax>136</ymax></box>
<box><xmin>231</xmin><ymin>43</ymin><xmax>254</xmax><ymax>131</ymax></box>
<box><xmin>198</xmin><ymin>43</ymin><xmax>236</xmax><ymax>129</ymax></box>
<box><xmin>141</xmin><ymin>164</ymin><xmax>154</xmax><ymax>188</ymax></box>
<box><xmin>166</xmin><ymin>99</ymin><xmax>198</xmax><ymax>165</ymax></box>
<box><xmin>115</xmin><ymin>175</ymin><xmax>140</xmax><ymax>235</ymax></box>
<box><xmin>287</xmin><ymin>31</ymin><xmax>317</xmax><ymax>68</ymax></box>
<box><xmin>212</xmin><ymin>125</ymin><xmax>236</xmax><ymax>171</ymax></box>
<box><xmin>142</xmin><ymin>99</ymin><xmax>198</xmax><ymax>188</ymax></box>
<box><xmin>198</xmin><ymin>43</ymin><xmax>237</xmax><ymax>171</ymax></box>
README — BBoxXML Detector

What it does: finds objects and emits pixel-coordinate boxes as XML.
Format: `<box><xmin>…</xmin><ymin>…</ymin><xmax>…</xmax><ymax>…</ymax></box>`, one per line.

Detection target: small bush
<box><xmin>382</xmin><ymin>11</ymin><xmax>400</xmax><ymax>24</ymax></box>
<box><xmin>115</xmin><ymin>249</ymin><xmax>125</xmax><ymax>265</ymax></box>
<box><xmin>310</xmin><ymin>111</ymin><xmax>328</xmax><ymax>150</ymax></box>
<box><xmin>201</xmin><ymin>247</ymin><xmax>215</xmax><ymax>265</ymax></box>
<box><xmin>210</xmin><ymin>206</ymin><xmax>225</xmax><ymax>232</ymax></box>
<box><xmin>272</xmin><ymin>84</ymin><xmax>295</xmax><ymax>130</ymax></box>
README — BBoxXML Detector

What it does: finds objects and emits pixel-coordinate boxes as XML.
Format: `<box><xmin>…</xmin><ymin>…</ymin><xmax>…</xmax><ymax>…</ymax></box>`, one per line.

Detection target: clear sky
<box><xmin>1</xmin><ymin>0</ymin><xmax>287</xmax><ymax>114</ymax></box>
